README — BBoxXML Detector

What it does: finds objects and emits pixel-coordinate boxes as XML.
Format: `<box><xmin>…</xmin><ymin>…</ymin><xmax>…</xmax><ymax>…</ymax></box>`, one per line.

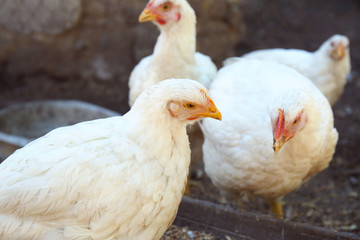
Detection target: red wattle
<box><xmin>156</xmin><ymin>18</ymin><xmax>166</xmax><ymax>25</ymax></box>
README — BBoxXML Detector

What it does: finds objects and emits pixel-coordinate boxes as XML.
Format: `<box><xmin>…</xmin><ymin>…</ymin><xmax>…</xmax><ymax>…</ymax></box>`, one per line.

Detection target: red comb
<box><xmin>274</xmin><ymin>108</ymin><xmax>285</xmax><ymax>140</ymax></box>
<box><xmin>200</xmin><ymin>89</ymin><xmax>214</xmax><ymax>105</ymax></box>
<box><xmin>147</xmin><ymin>0</ymin><xmax>154</xmax><ymax>7</ymax></box>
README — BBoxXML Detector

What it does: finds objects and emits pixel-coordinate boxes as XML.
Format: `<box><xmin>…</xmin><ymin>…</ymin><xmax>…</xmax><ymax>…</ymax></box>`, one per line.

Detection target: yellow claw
<box><xmin>267</xmin><ymin>197</ymin><xmax>284</xmax><ymax>219</ymax></box>
<box><xmin>184</xmin><ymin>175</ymin><xmax>190</xmax><ymax>196</ymax></box>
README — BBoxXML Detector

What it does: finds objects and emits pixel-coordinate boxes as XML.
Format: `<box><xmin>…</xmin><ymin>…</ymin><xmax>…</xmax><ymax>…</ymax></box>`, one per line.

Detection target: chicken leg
<box><xmin>267</xmin><ymin>197</ymin><xmax>284</xmax><ymax>219</ymax></box>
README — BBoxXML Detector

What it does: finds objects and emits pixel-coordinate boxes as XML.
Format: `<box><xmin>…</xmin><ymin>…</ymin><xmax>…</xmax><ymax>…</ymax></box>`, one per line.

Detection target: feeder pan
<box><xmin>0</xmin><ymin>100</ymin><xmax>120</xmax><ymax>161</ymax></box>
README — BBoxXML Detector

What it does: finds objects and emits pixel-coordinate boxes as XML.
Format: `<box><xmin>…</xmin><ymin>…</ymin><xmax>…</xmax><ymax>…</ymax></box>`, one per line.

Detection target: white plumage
<box><xmin>224</xmin><ymin>34</ymin><xmax>351</xmax><ymax>106</ymax></box>
<box><xmin>0</xmin><ymin>79</ymin><xmax>221</xmax><ymax>240</ymax></box>
<box><xmin>201</xmin><ymin>59</ymin><xmax>338</xmax><ymax>217</ymax></box>
<box><xmin>128</xmin><ymin>0</ymin><xmax>217</xmax><ymax>107</ymax></box>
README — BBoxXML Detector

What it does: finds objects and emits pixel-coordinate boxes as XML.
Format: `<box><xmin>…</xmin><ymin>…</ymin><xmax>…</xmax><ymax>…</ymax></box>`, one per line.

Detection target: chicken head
<box><xmin>272</xmin><ymin>108</ymin><xmax>308</xmax><ymax>154</ymax></box>
<box><xmin>326</xmin><ymin>35</ymin><xmax>350</xmax><ymax>61</ymax></box>
<box><xmin>139</xmin><ymin>0</ymin><xmax>182</xmax><ymax>25</ymax></box>
<box><xmin>168</xmin><ymin>89</ymin><xmax>222</xmax><ymax>122</ymax></box>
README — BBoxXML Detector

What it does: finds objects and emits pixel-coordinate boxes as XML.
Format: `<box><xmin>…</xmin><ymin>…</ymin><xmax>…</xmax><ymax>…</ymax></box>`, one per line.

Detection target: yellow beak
<box><xmin>331</xmin><ymin>42</ymin><xmax>345</xmax><ymax>60</ymax></box>
<box><xmin>336</xmin><ymin>42</ymin><xmax>345</xmax><ymax>60</ymax></box>
<box><xmin>273</xmin><ymin>136</ymin><xmax>288</xmax><ymax>154</ymax></box>
<box><xmin>198</xmin><ymin>106</ymin><xmax>222</xmax><ymax>121</ymax></box>
<box><xmin>139</xmin><ymin>9</ymin><xmax>158</xmax><ymax>22</ymax></box>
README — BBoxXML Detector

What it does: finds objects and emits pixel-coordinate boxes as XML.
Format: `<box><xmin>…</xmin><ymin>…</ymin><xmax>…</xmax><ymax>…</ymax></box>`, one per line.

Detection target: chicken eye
<box><xmin>186</xmin><ymin>103</ymin><xmax>196</xmax><ymax>109</ymax></box>
<box><xmin>330</xmin><ymin>42</ymin><xmax>335</xmax><ymax>47</ymax></box>
<box><xmin>293</xmin><ymin>119</ymin><xmax>298</xmax><ymax>125</ymax></box>
<box><xmin>161</xmin><ymin>2</ymin><xmax>171</xmax><ymax>11</ymax></box>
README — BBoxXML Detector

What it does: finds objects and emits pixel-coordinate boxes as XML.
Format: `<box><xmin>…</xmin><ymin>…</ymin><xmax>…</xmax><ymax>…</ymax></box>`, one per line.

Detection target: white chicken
<box><xmin>128</xmin><ymin>0</ymin><xmax>217</xmax><ymax>107</ymax></box>
<box><xmin>0</xmin><ymin>79</ymin><xmax>221</xmax><ymax>240</ymax></box>
<box><xmin>201</xmin><ymin>59</ymin><xmax>338</xmax><ymax>218</ymax></box>
<box><xmin>224</xmin><ymin>34</ymin><xmax>351</xmax><ymax>106</ymax></box>
<box><xmin>129</xmin><ymin>0</ymin><xmax>218</xmax><ymax>195</ymax></box>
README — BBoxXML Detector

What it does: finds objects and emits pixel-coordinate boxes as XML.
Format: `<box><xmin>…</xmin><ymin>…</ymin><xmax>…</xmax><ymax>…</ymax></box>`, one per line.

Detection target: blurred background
<box><xmin>0</xmin><ymin>0</ymin><xmax>359</xmax><ymax>236</ymax></box>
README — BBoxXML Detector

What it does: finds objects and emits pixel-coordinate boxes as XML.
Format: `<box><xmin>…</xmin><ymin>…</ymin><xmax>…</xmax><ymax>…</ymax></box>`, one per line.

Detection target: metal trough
<box><xmin>0</xmin><ymin>100</ymin><xmax>120</xmax><ymax>160</ymax></box>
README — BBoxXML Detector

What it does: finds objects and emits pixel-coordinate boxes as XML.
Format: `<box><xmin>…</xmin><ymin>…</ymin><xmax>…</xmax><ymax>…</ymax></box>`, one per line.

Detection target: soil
<box><xmin>163</xmin><ymin>225</ymin><xmax>217</xmax><ymax>240</ymax></box>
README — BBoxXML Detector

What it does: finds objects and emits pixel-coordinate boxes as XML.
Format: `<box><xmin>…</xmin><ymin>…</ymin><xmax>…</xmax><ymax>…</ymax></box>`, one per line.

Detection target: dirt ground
<box><xmin>0</xmin><ymin>0</ymin><xmax>359</xmax><ymax>239</ymax></box>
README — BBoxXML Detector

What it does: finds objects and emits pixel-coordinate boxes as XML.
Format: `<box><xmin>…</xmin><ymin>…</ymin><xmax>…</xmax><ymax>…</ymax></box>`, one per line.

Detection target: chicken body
<box><xmin>128</xmin><ymin>0</ymin><xmax>217</xmax><ymax>107</ymax></box>
<box><xmin>225</xmin><ymin>34</ymin><xmax>351</xmax><ymax>106</ymax></box>
<box><xmin>129</xmin><ymin>0</ymin><xmax>218</xmax><ymax>194</ymax></box>
<box><xmin>0</xmin><ymin>79</ymin><xmax>221</xmax><ymax>240</ymax></box>
<box><xmin>201</xmin><ymin>59</ymin><xmax>338</xmax><ymax>217</ymax></box>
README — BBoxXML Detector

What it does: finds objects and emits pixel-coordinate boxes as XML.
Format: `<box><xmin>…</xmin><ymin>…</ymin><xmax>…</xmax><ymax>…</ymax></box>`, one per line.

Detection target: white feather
<box><xmin>201</xmin><ymin>59</ymin><xmax>338</xmax><ymax>203</ymax></box>
<box><xmin>128</xmin><ymin>0</ymin><xmax>217</xmax><ymax>107</ymax></box>
<box><xmin>224</xmin><ymin>34</ymin><xmax>351</xmax><ymax>106</ymax></box>
<box><xmin>0</xmin><ymin>79</ymin><xmax>212</xmax><ymax>240</ymax></box>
